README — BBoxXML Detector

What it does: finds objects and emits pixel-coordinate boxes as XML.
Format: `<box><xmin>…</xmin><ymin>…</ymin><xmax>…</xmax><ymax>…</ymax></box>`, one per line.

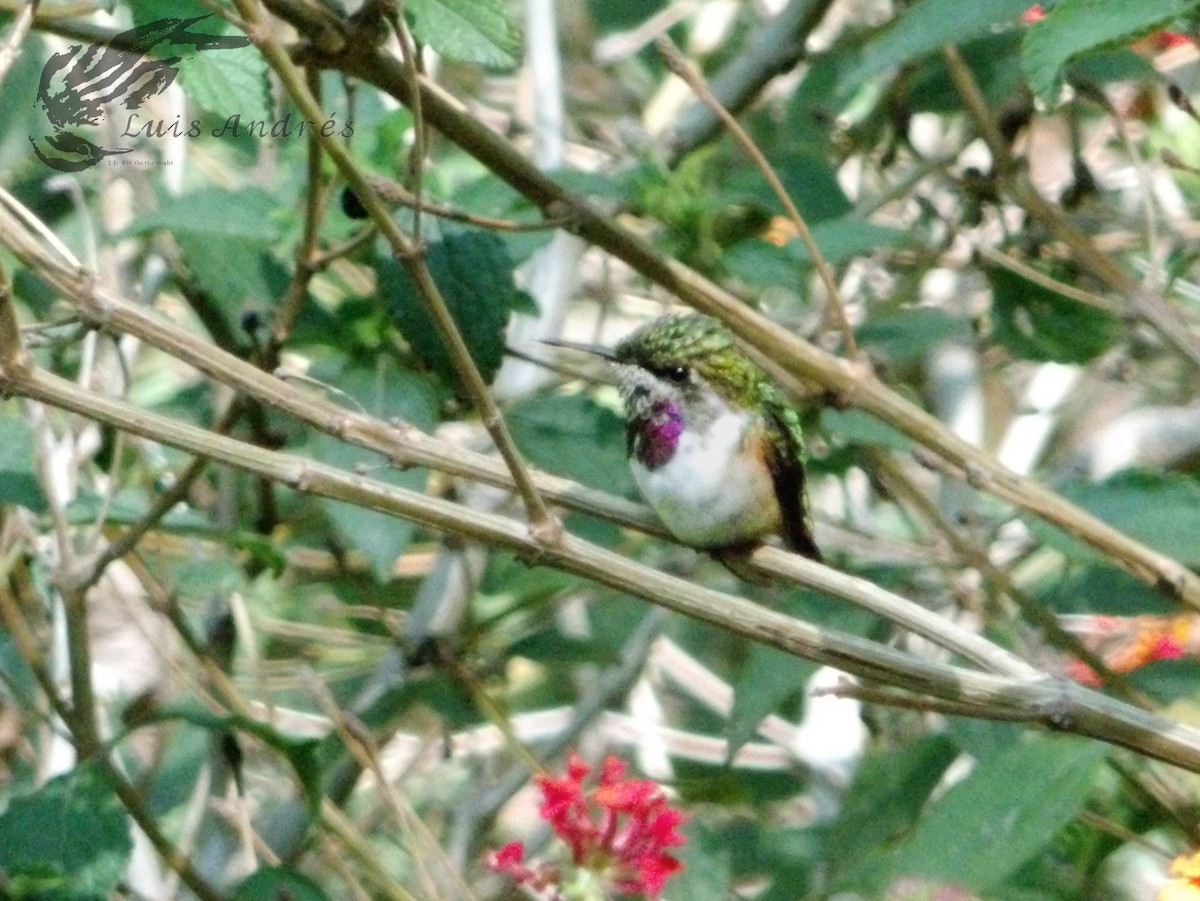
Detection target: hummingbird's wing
<box><xmin>763</xmin><ymin>402</ymin><xmax>822</xmax><ymax>562</ymax></box>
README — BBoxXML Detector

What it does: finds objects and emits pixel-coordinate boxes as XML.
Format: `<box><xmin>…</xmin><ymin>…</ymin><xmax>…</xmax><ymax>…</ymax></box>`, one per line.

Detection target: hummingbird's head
<box><xmin>610</xmin><ymin>313</ymin><xmax>760</xmax><ymax>419</ymax></box>
<box><xmin>543</xmin><ymin>313</ymin><xmax>761</xmax><ymax>417</ymax></box>
<box><xmin>543</xmin><ymin>313</ymin><xmax>765</xmax><ymax>469</ymax></box>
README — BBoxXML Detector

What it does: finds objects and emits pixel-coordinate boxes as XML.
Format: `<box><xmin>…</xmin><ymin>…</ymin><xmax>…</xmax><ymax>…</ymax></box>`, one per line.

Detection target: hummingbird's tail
<box><xmin>787</xmin><ymin>524</ymin><xmax>823</xmax><ymax>563</ymax></box>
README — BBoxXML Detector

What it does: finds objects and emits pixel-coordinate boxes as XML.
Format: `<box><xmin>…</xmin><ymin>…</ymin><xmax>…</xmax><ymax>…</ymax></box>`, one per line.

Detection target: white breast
<box><xmin>630</xmin><ymin>406</ymin><xmax>780</xmax><ymax>547</ymax></box>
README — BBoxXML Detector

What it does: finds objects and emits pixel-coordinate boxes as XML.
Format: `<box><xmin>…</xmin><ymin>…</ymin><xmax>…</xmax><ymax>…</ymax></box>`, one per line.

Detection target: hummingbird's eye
<box><xmin>663</xmin><ymin>365</ymin><xmax>689</xmax><ymax>383</ymax></box>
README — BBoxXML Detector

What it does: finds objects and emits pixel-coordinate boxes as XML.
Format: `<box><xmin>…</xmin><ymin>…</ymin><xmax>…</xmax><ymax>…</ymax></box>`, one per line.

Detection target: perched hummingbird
<box><xmin>546</xmin><ymin>313</ymin><xmax>821</xmax><ymax>561</ymax></box>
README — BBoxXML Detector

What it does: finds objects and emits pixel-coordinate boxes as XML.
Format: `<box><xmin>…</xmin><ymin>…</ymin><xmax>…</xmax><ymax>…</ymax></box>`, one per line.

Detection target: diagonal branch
<box><xmin>941</xmin><ymin>44</ymin><xmax>1200</xmax><ymax>372</ymax></box>
<box><xmin>659</xmin><ymin>0</ymin><xmax>837</xmax><ymax>163</ymax></box>
<box><xmin>0</xmin><ymin>193</ymin><xmax>1045</xmax><ymax>676</ymax></box>
<box><xmin>284</xmin><ymin>38</ymin><xmax>1200</xmax><ymax>610</ymax></box>
<box><xmin>5</xmin><ymin>336</ymin><xmax>1200</xmax><ymax>772</ymax></box>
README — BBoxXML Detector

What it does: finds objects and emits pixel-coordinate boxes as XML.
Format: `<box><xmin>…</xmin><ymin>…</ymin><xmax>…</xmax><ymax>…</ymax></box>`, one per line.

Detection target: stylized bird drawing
<box><xmin>30</xmin><ymin>15</ymin><xmax>249</xmax><ymax>172</ymax></box>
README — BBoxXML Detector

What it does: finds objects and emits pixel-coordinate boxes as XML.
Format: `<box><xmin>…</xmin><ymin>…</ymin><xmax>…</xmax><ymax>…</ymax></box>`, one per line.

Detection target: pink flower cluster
<box><xmin>488</xmin><ymin>752</ymin><xmax>686</xmax><ymax>899</ymax></box>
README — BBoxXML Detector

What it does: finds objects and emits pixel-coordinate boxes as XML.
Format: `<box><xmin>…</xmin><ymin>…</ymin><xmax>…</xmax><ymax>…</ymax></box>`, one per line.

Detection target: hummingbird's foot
<box><xmin>710</xmin><ymin>544</ymin><xmax>771</xmax><ymax>585</ymax></box>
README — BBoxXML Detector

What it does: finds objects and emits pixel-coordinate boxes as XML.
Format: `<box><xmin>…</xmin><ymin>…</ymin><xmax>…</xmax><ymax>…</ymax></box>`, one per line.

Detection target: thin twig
<box><xmin>661</xmin><ymin>0</ymin><xmax>836</xmax><ymax>161</ymax></box>
<box><xmin>272</xmin><ymin>66</ymin><xmax>331</xmax><ymax>348</ymax></box>
<box><xmin>368</xmin><ymin>174</ymin><xmax>572</xmax><ymax>232</ymax></box>
<box><xmin>393</xmin><ymin>15</ymin><xmax>428</xmax><ymax>240</ymax></box>
<box><xmin>656</xmin><ymin>34</ymin><xmax>860</xmax><ymax>360</ymax></box>
<box><xmin>319</xmin><ymin>802</ymin><xmax>422</xmax><ymax>901</ymax></box>
<box><xmin>0</xmin><ymin>263</ymin><xmax>26</xmax><ymax>369</ymax></box>
<box><xmin>0</xmin><ymin>0</ymin><xmax>38</xmax><ymax>90</ymax></box>
<box><xmin>103</xmin><ymin>758</ymin><xmax>229</xmax><ymax>901</ymax></box>
<box><xmin>306</xmin><ymin>671</ymin><xmax>482</xmax><ymax>900</ymax></box>
<box><xmin>976</xmin><ymin>245</ymin><xmax>1122</xmax><ymax>314</ymax></box>
<box><xmin>942</xmin><ymin>44</ymin><xmax>1200</xmax><ymax>372</ymax></box>
<box><xmin>232</xmin><ymin>0</ymin><xmax>561</xmax><ymax>544</ymax></box>
<box><xmin>865</xmin><ymin>449</ymin><xmax>1153</xmax><ymax>706</ymax></box>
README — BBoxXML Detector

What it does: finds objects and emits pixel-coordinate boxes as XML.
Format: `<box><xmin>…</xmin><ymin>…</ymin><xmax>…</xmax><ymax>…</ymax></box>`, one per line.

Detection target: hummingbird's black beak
<box><xmin>539</xmin><ymin>337</ymin><xmax>618</xmax><ymax>361</ymax></box>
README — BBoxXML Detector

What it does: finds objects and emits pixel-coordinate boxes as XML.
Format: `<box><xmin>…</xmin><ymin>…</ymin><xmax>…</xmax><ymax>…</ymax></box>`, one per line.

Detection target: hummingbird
<box><xmin>545</xmin><ymin>313</ymin><xmax>821</xmax><ymax>561</ymax></box>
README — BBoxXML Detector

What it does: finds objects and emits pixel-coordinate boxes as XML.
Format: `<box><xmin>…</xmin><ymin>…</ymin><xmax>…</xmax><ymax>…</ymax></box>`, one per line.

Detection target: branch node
<box><xmin>292</xmin><ymin>464</ymin><xmax>313</xmax><ymax>491</ymax></box>
<box><xmin>964</xmin><ymin>462</ymin><xmax>988</xmax><ymax>489</ymax></box>
<box><xmin>544</xmin><ymin>198</ymin><xmax>583</xmax><ymax>234</ymax></box>
<box><xmin>528</xmin><ymin>515</ymin><xmax>564</xmax><ymax>549</ymax></box>
<box><xmin>1156</xmin><ymin>570</ymin><xmax>1187</xmax><ymax>602</ymax></box>
<box><xmin>1033</xmin><ymin>684</ymin><xmax>1076</xmax><ymax>731</ymax></box>
<box><xmin>329</xmin><ymin>412</ymin><xmax>355</xmax><ymax>439</ymax></box>
<box><xmin>394</xmin><ymin>240</ymin><xmax>426</xmax><ymax>262</ymax></box>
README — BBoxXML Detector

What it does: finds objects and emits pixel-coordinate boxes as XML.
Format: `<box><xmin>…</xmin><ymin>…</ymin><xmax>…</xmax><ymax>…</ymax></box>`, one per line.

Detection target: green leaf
<box><xmin>785</xmin><ymin>216</ymin><xmax>908</xmax><ymax>265</ymax></box>
<box><xmin>0</xmin><ymin>762</ymin><xmax>132</xmax><ymax>901</ymax></box>
<box><xmin>826</xmin><ymin>734</ymin><xmax>959</xmax><ymax>878</ymax></box>
<box><xmin>308</xmin><ymin>357</ymin><xmax>440</xmax><ymax>581</ymax></box>
<box><xmin>123</xmin><ymin>1</ymin><xmax>268</xmax><ymax>119</ymax></box>
<box><xmin>1021</xmin><ymin>0</ymin><xmax>1199</xmax><ymax>103</ymax></box>
<box><xmin>129</xmin><ymin>187</ymin><xmax>289</xmax><ymax>318</ymax></box>
<box><xmin>857</xmin><ymin>308</ymin><xmax>970</xmax><ymax>368</ymax></box>
<box><xmin>177</xmin><ymin>232</ymin><xmax>290</xmax><ymax>316</ymax></box>
<box><xmin>849</xmin><ymin>0</ymin><xmax>1032</xmax><ymax>88</ymax></box>
<box><xmin>722</xmin><ymin>240</ymin><xmax>802</xmax><ymax>292</ymax></box>
<box><xmin>508</xmin><ymin>629</ymin><xmax>620</xmax><ymax>666</ymax></box>
<box><xmin>177</xmin><ymin>48</ymin><xmax>270</xmax><ymax>122</ymax></box>
<box><xmin>727</xmin><ymin>641</ymin><xmax>815</xmax><ymax>758</ymax></box>
<box><xmin>988</xmin><ymin>265</ymin><xmax>1119</xmax><ymax>363</ymax></box>
<box><xmin>822</xmin><ymin>408</ymin><xmax>913</xmax><ymax>451</ymax></box>
<box><xmin>0</xmin><ymin>405</ymin><xmax>47</xmax><ymax>512</ymax></box>
<box><xmin>1037</xmin><ymin>470</ymin><xmax>1200</xmax><ymax>567</ymax></box>
<box><xmin>138</xmin><ymin>700</ymin><xmax>325</xmax><ymax>816</ymax></box>
<box><xmin>588</xmin><ymin>0</ymin><xmax>670</xmax><ymax>32</ymax></box>
<box><xmin>670</xmin><ymin>820</ymin><xmax>734</xmax><ymax>900</ymax></box>
<box><xmin>946</xmin><ymin>718</ymin><xmax>1031</xmax><ymax>763</ymax></box>
<box><xmin>126</xmin><ymin>187</ymin><xmax>284</xmax><ymax>241</ymax></box>
<box><xmin>725</xmin><ymin>215</ymin><xmax>904</xmax><ymax>291</ymax></box>
<box><xmin>755</xmin><ymin>826</ymin><xmax>821</xmax><ymax>900</ymax></box>
<box><xmin>506</xmin><ymin>390</ymin><xmax>635</xmax><ymax>495</ymax></box>
<box><xmin>382</xmin><ymin>230</ymin><xmax>527</xmax><ymax>391</ymax></box>
<box><xmin>234</xmin><ymin>868</ymin><xmax>330</xmax><ymax>901</ymax></box>
<box><xmin>889</xmin><ymin>737</ymin><xmax>1107</xmax><ymax>891</ymax></box>
<box><xmin>0</xmin><ymin>31</ymin><xmax>50</xmax><ymax>177</ymax></box>
<box><xmin>906</xmin><ymin>32</ymin><xmax>1027</xmax><ymax>113</ymax></box>
<box><xmin>1045</xmin><ymin>563</ymin><xmax>1175</xmax><ymax>616</ymax></box>
<box><xmin>405</xmin><ymin>0</ymin><xmax>521</xmax><ymax>68</ymax></box>
<box><xmin>772</xmin><ymin>148</ymin><xmax>853</xmax><ymax>223</ymax></box>
<box><xmin>174</xmin><ymin>25</ymin><xmax>268</xmax><ymax>120</ymax></box>
<box><xmin>1070</xmin><ymin>46</ymin><xmax>1159</xmax><ymax>89</ymax></box>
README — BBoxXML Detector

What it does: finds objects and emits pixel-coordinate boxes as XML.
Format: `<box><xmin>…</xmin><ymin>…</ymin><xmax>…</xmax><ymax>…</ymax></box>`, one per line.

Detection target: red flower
<box><xmin>486</xmin><ymin>841</ymin><xmax>561</xmax><ymax>896</ymax></box>
<box><xmin>488</xmin><ymin>751</ymin><xmax>686</xmax><ymax>899</ymax></box>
